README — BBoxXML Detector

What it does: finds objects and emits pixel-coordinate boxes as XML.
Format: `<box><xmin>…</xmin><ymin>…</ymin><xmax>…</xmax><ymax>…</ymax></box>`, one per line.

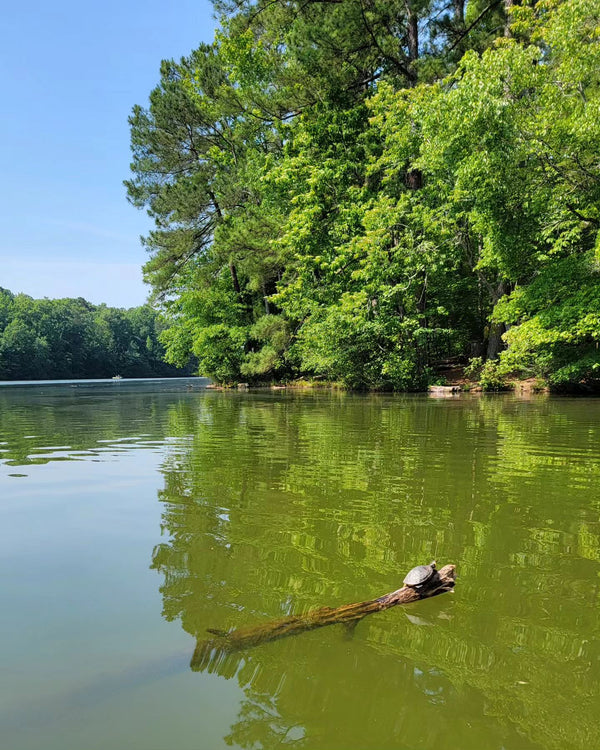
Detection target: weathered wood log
<box><xmin>191</xmin><ymin>563</ymin><xmax>455</xmax><ymax>670</ymax></box>
<box><xmin>429</xmin><ymin>385</ymin><xmax>461</xmax><ymax>394</ymax></box>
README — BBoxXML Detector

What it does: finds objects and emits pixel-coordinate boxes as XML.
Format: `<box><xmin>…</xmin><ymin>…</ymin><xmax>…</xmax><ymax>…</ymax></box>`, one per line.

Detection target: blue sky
<box><xmin>1</xmin><ymin>1</ymin><xmax>216</xmax><ymax>308</ymax></box>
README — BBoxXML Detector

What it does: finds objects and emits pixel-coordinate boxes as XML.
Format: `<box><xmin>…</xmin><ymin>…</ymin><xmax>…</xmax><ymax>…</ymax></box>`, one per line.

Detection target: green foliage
<box><xmin>497</xmin><ymin>254</ymin><xmax>600</xmax><ymax>387</ymax></box>
<box><xmin>462</xmin><ymin>356</ymin><xmax>512</xmax><ymax>391</ymax></box>
<box><xmin>478</xmin><ymin>360</ymin><xmax>511</xmax><ymax>392</ymax></box>
<box><xmin>368</xmin><ymin>0</ymin><xmax>600</xmax><ymax>388</ymax></box>
<box><xmin>464</xmin><ymin>356</ymin><xmax>484</xmax><ymax>380</ymax></box>
<box><xmin>0</xmin><ymin>290</ymin><xmax>190</xmax><ymax>381</ymax></box>
<box><xmin>126</xmin><ymin>0</ymin><xmax>600</xmax><ymax>390</ymax></box>
<box><xmin>241</xmin><ymin>315</ymin><xmax>291</xmax><ymax>378</ymax></box>
<box><xmin>190</xmin><ymin>323</ymin><xmax>249</xmax><ymax>384</ymax></box>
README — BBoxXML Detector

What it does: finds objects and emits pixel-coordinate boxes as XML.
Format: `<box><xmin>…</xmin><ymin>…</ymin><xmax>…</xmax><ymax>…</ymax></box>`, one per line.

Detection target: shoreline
<box><xmin>205</xmin><ymin>377</ymin><xmax>553</xmax><ymax>395</ymax></box>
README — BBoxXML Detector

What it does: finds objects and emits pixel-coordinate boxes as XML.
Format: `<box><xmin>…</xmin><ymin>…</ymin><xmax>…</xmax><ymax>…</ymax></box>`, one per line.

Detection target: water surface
<box><xmin>1</xmin><ymin>381</ymin><xmax>599</xmax><ymax>749</ymax></box>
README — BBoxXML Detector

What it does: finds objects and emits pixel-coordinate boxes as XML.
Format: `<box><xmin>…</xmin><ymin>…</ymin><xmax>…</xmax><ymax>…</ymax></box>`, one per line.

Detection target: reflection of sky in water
<box><xmin>0</xmin><ymin>379</ymin><xmax>203</xmax><ymax>470</ymax></box>
<box><xmin>1</xmin><ymin>437</ymin><xmax>189</xmax><ymax>468</ymax></box>
<box><xmin>0</xmin><ymin>405</ymin><xmax>245</xmax><ymax>750</ymax></box>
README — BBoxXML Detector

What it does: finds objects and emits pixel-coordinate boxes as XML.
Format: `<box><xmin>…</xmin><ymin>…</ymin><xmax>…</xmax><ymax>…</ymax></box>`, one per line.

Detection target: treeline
<box><xmin>0</xmin><ymin>288</ymin><xmax>193</xmax><ymax>380</ymax></box>
<box><xmin>127</xmin><ymin>0</ymin><xmax>600</xmax><ymax>390</ymax></box>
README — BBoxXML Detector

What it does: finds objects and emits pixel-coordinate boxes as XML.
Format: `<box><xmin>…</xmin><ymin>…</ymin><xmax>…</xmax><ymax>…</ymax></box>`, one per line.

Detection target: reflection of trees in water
<box><xmin>193</xmin><ymin>606</ymin><xmax>546</xmax><ymax>750</ymax></box>
<box><xmin>153</xmin><ymin>393</ymin><xmax>600</xmax><ymax>750</ymax></box>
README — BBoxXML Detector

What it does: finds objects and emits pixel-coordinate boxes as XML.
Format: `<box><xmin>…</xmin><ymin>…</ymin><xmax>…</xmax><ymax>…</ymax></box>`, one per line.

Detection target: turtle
<box><xmin>403</xmin><ymin>560</ymin><xmax>438</xmax><ymax>590</ymax></box>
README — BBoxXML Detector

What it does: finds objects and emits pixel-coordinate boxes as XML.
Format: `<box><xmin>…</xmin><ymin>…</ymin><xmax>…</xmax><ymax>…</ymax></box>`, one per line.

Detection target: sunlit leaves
<box><xmin>127</xmin><ymin>0</ymin><xmax>600</xmax><ymax>389</ymax></box>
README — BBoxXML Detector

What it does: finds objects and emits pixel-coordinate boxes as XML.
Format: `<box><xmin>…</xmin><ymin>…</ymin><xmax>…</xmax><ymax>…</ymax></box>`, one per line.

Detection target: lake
<box><xmin>1</xmin><ymin>379</ymin><xmax>599</xmax><ymax>750</ymax></box>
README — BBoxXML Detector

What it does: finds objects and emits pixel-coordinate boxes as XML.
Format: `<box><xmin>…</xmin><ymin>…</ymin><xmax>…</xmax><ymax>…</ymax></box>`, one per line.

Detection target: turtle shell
<box><xmin>403</xmin><ymin>561</ymin><xmax>436</xmax><ymax>587</ymax></box>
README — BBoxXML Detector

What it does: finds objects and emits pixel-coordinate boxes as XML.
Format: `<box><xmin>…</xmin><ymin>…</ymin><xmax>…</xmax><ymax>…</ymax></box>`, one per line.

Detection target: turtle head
<box><xmin>429</xmin><ymin>560</ymin><xmax>437</xmax><ymax>569</ymax></box>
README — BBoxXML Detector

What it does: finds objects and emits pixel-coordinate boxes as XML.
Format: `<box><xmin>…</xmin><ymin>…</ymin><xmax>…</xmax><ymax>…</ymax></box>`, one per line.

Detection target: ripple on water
<box><xmin>1</xmin><ymin>388</ymin><xmax>600</xmax><ymax>750</ymax></box>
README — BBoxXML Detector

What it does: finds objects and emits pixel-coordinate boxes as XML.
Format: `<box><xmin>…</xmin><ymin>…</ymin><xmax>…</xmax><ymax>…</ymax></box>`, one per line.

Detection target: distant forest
<box><xmin>126</xmin><ymin>0</ymin><xmax>600</xmax><ymax>391</ymax></box>
<box><xmin>0</xmin><ymin>288</ymin><xmax>193</xmax><ymax>380</ymax></box>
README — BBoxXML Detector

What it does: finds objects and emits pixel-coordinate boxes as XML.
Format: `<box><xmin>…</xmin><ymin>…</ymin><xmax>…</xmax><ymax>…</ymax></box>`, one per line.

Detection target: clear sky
<box><xmin>0</xmin><ymin>1</ymin><xmax>216</xmax><ymax>308</ymax></box>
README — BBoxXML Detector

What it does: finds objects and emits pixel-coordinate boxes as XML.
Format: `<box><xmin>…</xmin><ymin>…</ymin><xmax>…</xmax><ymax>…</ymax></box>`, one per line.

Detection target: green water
<box><xmin>1</xmin><ymin>381</ymin><xmax>599</xmax><ymax>750</ymax></box>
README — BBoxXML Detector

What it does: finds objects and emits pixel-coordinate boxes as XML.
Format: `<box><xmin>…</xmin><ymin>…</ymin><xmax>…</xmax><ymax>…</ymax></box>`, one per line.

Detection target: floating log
<box><xmin>191</xmin><ymin>563</ymin><xmax>456</xmax><ymax>670</ymax></box>
<box><xmin>428</xmin><ymin>385</ymin><xmax>461</xmax><ymax>395</ymax></box>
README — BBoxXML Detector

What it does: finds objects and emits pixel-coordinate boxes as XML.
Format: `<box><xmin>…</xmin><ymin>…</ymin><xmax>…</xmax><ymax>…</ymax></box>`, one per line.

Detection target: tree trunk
<box><xmin>207</xmin><ymin>189</ymin><xmax>244</xmax><ymax>302</ymax></box>
<box><xmin>406</xmin><ymin>168</ymin><xmax>422</xmax><ymax>191</ymax></box>
<box><xmin>191</xmin><ymin>563</ymin><xmax>456</xmax><ymax>669</ymax></box>
<box><xmin>504</xmin><ymin>0</ymin><xmax>514</xmax><ymax>36</ymax></box>
<box><xmin>453</xmin><ymin>0</ymin><xmax>465</xmax><ymax>24</ymax></box>
<box><xmin>405</xmin><ymin>0</ymin><xmax>419</xmax><ymax>85</ymax></box>
<box><xmin>229</xmin><ymin>262</ymin><xmax>242</xmax><ymax>296</ymax></box>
